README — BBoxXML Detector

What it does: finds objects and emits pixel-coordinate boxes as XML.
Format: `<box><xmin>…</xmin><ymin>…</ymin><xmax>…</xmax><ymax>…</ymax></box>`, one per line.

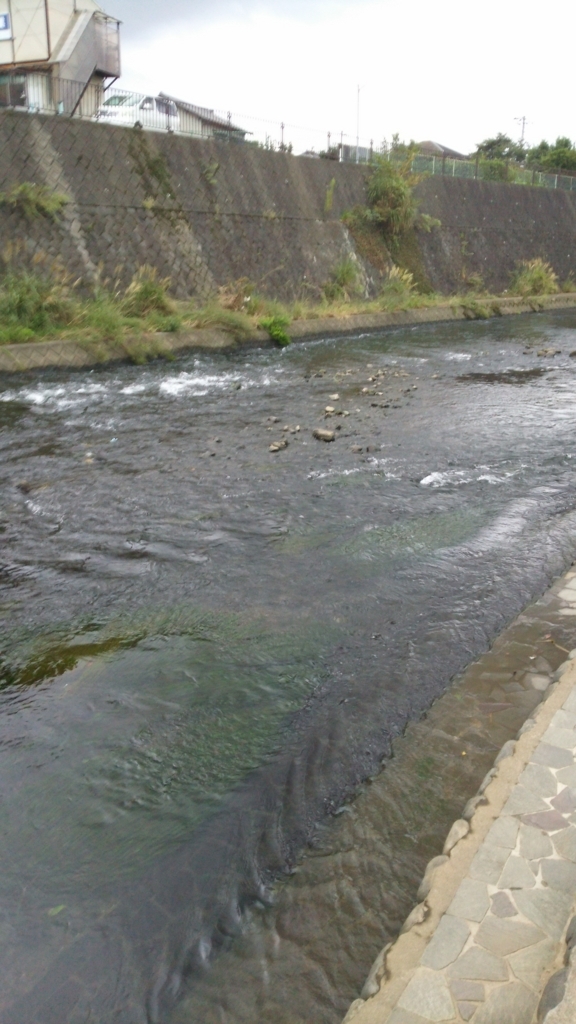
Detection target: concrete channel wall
<box><xmin>344</xmin><ymin>569</ymin><xmax>576</xmax><ymax>1024</ymax></box>
<box><xmin>0</xmin><ymin>113</ymin><xmax>576</xmax><ymax>302</ymax></box>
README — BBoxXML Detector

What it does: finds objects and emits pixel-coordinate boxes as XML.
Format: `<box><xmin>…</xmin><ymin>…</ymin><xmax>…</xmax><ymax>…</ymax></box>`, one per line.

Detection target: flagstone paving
<box><xmin>345</xmin><ymin>576</ymin><xmax>576</xmax><ymax>1024</ymax></box>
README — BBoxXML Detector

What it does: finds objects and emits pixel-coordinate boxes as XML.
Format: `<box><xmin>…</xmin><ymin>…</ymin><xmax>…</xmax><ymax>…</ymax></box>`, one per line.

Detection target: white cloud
<box><xmin>114</xmin><ymin>0</ymin><xmax>573</xmax><ymax>155</ymax></box>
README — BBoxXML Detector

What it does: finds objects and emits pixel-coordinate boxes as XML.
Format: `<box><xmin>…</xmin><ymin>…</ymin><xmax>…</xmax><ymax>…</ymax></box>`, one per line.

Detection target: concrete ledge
<box><xmin>344</xmin><ymin>568</ymin><xmax>576</xmax><ymax>1024</ymax></box>
<box><xmin>0</xmin><ymin>294</ymin><xmax>575</xmax><ymax>375</ymax></box>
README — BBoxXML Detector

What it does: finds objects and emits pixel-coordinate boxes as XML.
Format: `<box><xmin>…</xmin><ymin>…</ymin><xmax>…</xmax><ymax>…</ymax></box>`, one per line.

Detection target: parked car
<box><xmin>96</xmin><ymin>92</ymin><xmax>180</xmax><ymax>132</ymax></box>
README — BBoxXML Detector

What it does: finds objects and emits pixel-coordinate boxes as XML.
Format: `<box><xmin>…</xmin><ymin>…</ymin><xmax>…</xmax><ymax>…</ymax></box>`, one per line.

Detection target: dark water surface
<box><xmin>1</xmin><ymin>312</ymin><xmax>576</xmax><ymax>1022</ymax></box>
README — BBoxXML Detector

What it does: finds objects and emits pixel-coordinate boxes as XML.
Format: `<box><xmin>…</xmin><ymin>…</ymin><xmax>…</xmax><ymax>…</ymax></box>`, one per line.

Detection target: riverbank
<box><xmin>0</xmin><ymin>292</ymin><xmax>575</xmax><ymax>374</ymax></box>
<box><xmin>344</xmin><ymin>567</ymin><xmax>576</xmax><ymax>1024</ymax></box>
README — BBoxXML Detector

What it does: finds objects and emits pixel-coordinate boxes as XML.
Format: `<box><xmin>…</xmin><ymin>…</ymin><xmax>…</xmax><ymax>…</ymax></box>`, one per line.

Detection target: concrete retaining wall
<box><xmin>0</xmin><ymin>113</ymin><xmax>576</xmax><ymax>303</ymax></box>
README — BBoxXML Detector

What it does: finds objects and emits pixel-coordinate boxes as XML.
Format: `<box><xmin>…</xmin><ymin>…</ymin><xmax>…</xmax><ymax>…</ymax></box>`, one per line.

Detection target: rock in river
<box><xmin>313</xmin><ymin>429</ymin><xmax>336</xmax><ymax>442</ymax></box>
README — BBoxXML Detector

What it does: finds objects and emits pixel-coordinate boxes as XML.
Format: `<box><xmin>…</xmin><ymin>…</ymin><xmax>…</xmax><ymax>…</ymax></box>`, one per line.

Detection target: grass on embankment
<box><xmin>0</xmin><ymin>258</ymin><xmax>570</xmax><ymax>362</ymax></box>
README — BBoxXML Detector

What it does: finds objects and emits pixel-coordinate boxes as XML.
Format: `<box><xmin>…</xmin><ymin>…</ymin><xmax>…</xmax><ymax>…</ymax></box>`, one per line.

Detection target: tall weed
<box><xmin>377</xmin><ymin>266</ymin><xmax>416</xmax><ymax>309</ymax></box>
<box><xmin>509</xmin><ymin>258</ymin><xmax>559</xmax><ymax>296</ymax></box>
<box><xmin>122</xmin><ymin>266</ymin><xmax>174</xmax><ymax>316</ymax></box>
<box><xmin>323</xmin><ymin>257</ymin><xmax>361</xmax><ymax>301</ymax></box>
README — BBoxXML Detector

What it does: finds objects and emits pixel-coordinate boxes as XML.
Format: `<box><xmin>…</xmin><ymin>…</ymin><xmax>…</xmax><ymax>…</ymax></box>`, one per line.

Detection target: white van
<box><xmin>96</xmin><ymin>92</ymin><xmax>180</xmax><ymax>132</ymax></box>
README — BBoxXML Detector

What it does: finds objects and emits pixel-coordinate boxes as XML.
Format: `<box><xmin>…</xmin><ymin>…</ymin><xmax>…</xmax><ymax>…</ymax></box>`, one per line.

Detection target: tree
<box><xmin>526</xmin><ymin>137</ymin><xmax>576</xmax><ymax>172</ymax></box>
<box><xmin>476</xmin><ymin>133</ymin><xmax>526</xmax><ymax>163</ymax></box>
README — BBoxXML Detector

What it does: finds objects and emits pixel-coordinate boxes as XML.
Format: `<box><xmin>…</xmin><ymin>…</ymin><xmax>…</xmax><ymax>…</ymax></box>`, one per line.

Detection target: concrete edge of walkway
<box><xmin>343</xmin><ymin>567</ymin><xmax>576</xmax><ymax>1024</ymax></box>
<box><xmin>0</xmin><ymin>293</ymin><xmax>575</xmax><ymax>375</ymax></box>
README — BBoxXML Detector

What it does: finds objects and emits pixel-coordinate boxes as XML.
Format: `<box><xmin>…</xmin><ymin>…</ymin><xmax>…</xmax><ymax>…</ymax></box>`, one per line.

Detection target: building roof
<box><xmin>417</xmin><ymin>140</ymin><xmax>467</xmax><ymax>160</ymax></box>
<box><xmin>158</xmin><ymin>94</ymin><xmax>247</xmax><ymax>134</ymax></box>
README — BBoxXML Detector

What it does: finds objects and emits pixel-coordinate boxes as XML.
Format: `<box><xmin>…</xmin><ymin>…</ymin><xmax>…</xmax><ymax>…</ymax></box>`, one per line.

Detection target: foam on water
<box><xmin>420</xmin><ymin>466</ymin><xmax>515</xmax><ymax>488</ymax></box>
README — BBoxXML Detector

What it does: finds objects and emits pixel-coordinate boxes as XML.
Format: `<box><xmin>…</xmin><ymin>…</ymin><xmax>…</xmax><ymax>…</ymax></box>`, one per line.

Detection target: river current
<box><xmin>1</xmin><ymin>311</ymin><xmax>576</xmax><ymax>1022</ymax></box>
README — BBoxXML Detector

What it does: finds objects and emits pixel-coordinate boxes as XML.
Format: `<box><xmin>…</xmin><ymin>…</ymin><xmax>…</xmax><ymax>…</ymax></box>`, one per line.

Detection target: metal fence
<box><xmin>410</xmin><ymin>152</ymin><xmax>576</xmax><ymax>191</ymax></box>
<box><xmin>1</xmin><ymin>71</ymin><xmax>575</xmax><ymax>191</ymax></box>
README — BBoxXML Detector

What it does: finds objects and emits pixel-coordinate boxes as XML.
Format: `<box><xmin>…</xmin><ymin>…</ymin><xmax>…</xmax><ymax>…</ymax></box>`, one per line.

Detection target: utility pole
<box><xmin>356</xmin><ymin>84</ymin><xmax>361</xmax><ymax>163</ymax></box>
<box><xmin>515</xmin><ymin>115</ymin><xmax>527</xmax><ymax>145</ymax></box>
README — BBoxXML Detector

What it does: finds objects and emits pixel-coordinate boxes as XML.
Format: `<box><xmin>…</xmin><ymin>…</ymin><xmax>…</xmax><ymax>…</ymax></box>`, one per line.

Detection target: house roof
<box><xmin>417</xmin><ymin>140</ymin><xmax>467</xmax><ymax>160</ymax></box>
<box><xmin>158</xmin><ymin>94</ymin><xmax>248</xmax><ymax>134</ymax></box>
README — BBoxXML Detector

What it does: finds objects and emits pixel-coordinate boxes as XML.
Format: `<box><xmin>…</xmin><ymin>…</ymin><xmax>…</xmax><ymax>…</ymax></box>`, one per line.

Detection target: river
<box><xmin>1</xmin><ymin>310</ymin><xmax>576</xmax><ymax>1023</ymax></box>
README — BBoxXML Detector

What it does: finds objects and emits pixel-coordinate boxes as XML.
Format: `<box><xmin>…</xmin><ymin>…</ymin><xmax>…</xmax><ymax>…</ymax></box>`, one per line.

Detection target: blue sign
<box><xmin>0</xmin><ymin>14</ymin><xmax>10</xmax><ymax>31</ymax></box>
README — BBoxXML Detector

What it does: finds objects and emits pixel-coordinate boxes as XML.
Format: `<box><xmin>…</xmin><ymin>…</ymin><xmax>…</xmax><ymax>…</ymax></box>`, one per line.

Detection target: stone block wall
<box><xmin>0</xmin><ymin>111</ymin><xmax>575</xmax><ymax>301</ymax></box>
<box><xmin>415</xmin><ymin>177</ymin><xmax>576</xmax><ymax>294</ymax></box>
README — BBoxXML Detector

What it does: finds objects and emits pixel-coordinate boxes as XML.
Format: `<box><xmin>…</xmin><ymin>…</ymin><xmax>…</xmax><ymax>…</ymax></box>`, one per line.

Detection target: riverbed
<box><xmin>1</xmin><ymin>311</ymin><xmax>576</xmax><ymax>1022</ymax></box>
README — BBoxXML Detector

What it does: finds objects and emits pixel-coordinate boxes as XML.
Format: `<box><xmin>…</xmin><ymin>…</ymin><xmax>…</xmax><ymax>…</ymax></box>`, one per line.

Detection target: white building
<box><xmin>159</xmin><ymin>94</ymin><xmax>248</xmax><ymax>142</ymax></box>
<box><xmin>0</xmin><ymin>0</ymin><xmax>120</xmax><ymax>116</ymax></box>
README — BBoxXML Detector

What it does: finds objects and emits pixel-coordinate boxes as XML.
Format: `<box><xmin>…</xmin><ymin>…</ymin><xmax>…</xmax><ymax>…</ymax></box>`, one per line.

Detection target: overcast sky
<box><xmin>103</xmin><ymin>0</ymin><xmax>573</xmax><ymax>155</ymax></box>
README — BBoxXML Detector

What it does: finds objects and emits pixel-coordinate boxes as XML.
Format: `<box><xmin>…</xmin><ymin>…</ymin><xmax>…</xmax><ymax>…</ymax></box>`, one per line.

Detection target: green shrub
<box><xmin>0</xmin><ymin>269</ymin><xmax>75</xmax><ymax>334</ymax></box>
<box><xmin>122</xmin><ymin>266</ymin><xmax>174</xmax><ymax>317</ymax></box>
<box><xmin>260</xmin><ymin>314</ymin><xmax>291</xmax><ymax>346</ymax></box>
<box><xmin>365</xmin><ymin>153</ymin><xmax>421</xmax><ymax>240</ymax></box>
<box><xmin>480</xmin><ymin>159</ymin><xmax>517</xmax><ymax>183</ymax></box>
<box><xmin>509</xmin><ymin>258</ymin><xmax>559</xmax><ymax>296</ymax></box>
<box><xmin>0</xmin><ymin>182</ymin><xmax>68</xmax><ymax>220</ymax></box>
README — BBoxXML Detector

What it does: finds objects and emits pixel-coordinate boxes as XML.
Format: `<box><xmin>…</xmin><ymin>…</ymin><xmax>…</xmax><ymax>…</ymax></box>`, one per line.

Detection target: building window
<box><xmin>0</xmin><ymin>75</ymin><xmax>26</xmax><ymax>108</ymax></box>
<box><xmin>0</xmin><ymin>12</ymin><xmax>11</xmax><ymax>41</ymax></box>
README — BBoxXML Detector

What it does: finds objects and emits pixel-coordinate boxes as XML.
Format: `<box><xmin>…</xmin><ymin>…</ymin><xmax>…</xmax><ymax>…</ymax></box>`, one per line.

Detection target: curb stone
<box><xmin>344</xmin><ymin>567</ymin><xmax>576</xmax><ymax>1024</ymax></box>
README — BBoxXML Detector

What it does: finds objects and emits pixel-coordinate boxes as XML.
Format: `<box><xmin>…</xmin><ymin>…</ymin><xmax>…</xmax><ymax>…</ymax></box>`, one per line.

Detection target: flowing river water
<box><xmin>1</xmin><ymin>311</ymin><xmax>576</xmax><ymax>1023</ymax></box>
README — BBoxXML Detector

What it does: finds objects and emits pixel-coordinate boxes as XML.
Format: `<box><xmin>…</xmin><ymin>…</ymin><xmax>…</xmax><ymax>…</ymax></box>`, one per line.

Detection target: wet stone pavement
<box><xmin>346</xmin><ymin>572</ymin><xmax>576</xmax><ymax>1024</ymax></box>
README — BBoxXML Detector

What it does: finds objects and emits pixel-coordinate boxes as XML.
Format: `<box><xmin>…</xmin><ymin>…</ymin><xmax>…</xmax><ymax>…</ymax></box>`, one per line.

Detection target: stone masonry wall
<box><xmin>415</xmin><ymin>177</ymin><xmax>576</xmax><ymax>294</ymax></box>
<box><xmin>0</xmin><ymin>111</ymin><xmax>575</xmax><ymax>300</ymax></box>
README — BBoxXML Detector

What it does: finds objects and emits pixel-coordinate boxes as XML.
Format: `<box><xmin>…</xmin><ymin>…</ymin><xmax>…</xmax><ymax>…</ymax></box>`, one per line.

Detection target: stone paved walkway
<box><xmin>345</xmin><ymin>573</ymin><xmax>576</xmax><ymax>1024</ymax></box>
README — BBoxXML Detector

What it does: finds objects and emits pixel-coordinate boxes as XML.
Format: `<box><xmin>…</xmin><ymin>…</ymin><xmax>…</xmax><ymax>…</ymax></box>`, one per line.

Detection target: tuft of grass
<box><xmin>0</xmin><ymin>324</ymin><xmax>35</xmax><ymax>344</ymax></box>
<box><xmin>323</xmin><ymin>257</ymin><xmax>362</xmax><ymax>302</ymax></box>
<box><xmin>0</xmin><ymin>268</ymin><xmax>75</xmax><ymax>335</ymax></box>
<box><xmin>122</xmin><ymin>266</ymin><xmax>174</xmax><ymax>317</ymax></box>
<box><xmin>461</xmin><ymin>299</ymin><xmax>491</xmax><ymax>319</ymax></box>
<box><xmin>509</xmin><ymin>258</ymin><xmax>559</xmax><ymax>297</ymax></box>
<box><xmin>149</xmin><ymin>313</ymin><xmax>182</xmax><ymax>333</ymax></box>
<box><xmin>0</xmin><ymin>182</ymin><xmax>68</xmax><ymax>220</ymax></box>
<box><xmin>217</xmin><ymin>277</ymin><xmax>255</xmax><ymax>312</ymax></box>
<box><xmin>186</xmin><ymin>305</ymin><xmax>255</xmax><ymax>339</ymax></box>
<box><xmin>377</xmin><ymin>266</ymin><xmax>416</xmax><ymax>310</ymax></box>
<box><xmin>463</xmin><ymin>272</ymin><xmax>485</xmax><ymax>294</ymax></box>
<box><xmin>78</xmin><ymin>294</ymin><xmax>126</xmax><ymax>341</ymax></box>
<box><xmin>260</xmin><ymin>314</ymin><xmax>291</xmax><ymax>346</ymax></box>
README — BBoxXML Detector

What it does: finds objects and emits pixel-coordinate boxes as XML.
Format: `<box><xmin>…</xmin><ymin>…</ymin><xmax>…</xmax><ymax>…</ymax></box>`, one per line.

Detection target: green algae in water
<box><xmin>342</xmin><ymin>508</ymin><xmax>486</xmax><ymax>561</ymax></box>
<box><xmin>274</xmin><ymin>509</ymin><xmax>485</xmax><ymax>566</ymax></box>
<box><xmin>0</xmin><ymin>607</ymin><xmax>337</xmax><ymax>890</ymax></box>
